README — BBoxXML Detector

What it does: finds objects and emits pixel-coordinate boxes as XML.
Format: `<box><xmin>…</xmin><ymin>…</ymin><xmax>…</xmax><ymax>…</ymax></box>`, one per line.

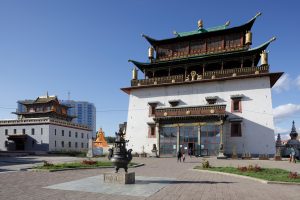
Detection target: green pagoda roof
<box><xmin>129</xmin><ymin>37</ymin><xmax>276</xmax><ymax>71</ymax></box>
<box><xmin>174</xmin><ymin>21</ymin><xmax>230</xmax><ymax>37</ymax></box>
<box><xmin>142</xmin><ymin>12</ymin><xmax>262</xmax><ymax>46</ymax></box>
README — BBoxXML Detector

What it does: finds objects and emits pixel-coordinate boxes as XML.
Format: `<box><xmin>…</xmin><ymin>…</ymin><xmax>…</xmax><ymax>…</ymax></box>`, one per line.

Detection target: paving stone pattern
<box><xmin>0</xmin><ymin>157</ymin><xmax>300</xmax><ymax>200</ymax></box>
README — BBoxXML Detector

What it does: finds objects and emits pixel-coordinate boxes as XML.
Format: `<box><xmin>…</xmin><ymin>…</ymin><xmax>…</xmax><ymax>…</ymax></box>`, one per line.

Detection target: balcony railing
<box><xmin>203</xmin><ymin>65</ymin><xmax>269</xmax><ymax>79</ymax></box>
<box><xmin>131</xmin><ymin>65</ymin><xmax>269</xmax><ymax>87</ymax></box>
<box><xmin>131</xmin><ymin>75</ymin><xmax>184</xmax><ymax>87</ymax></box>
<box><xmin>155</xmin><ymin>105</ymin><xmax>226</xmax><ymax>118</ymax></box>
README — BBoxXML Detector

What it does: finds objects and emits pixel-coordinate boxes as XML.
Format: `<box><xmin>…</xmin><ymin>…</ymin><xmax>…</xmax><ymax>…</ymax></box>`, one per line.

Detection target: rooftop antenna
<box><xmin>46</xmin><ymin>91</ymin><xmax>49</xmax><ymax>98</ymax></box>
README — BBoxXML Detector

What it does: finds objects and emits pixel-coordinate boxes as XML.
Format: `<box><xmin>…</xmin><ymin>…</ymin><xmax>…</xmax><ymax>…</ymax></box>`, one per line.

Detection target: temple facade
<box><xmin>122</xmin><ymin>13</ymin><xmax>283</xmax><ymax>157</ymax></box>
<box><xmin>0</xmin><ymin>94</ymin><xmax>91</xmax><ymax>152</ymax></box>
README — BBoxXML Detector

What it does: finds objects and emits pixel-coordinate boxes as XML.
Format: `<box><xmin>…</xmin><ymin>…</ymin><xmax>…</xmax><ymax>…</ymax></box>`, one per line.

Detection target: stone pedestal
<box><xmin>274</xmin><ymin>155</ymin><xmax>282</xmax><ymax>161</ymax></box>
<box><xmin>86</xmin><ymin>139</ymin><xmax>93</xmax><ymax>158</ymax></box>
<box><xmin>150</xmin><ymin>150</ymin><xmax>158</xmax><ymax>157</ymax></box>
<box><xmin>103</xmin><ymin>172</ymin><xmax>135</xmax><ymax>184</ymax></box>
<box><xmin>217</xmin><ymin>152</ymin><xmax>227</xmax><ymax>159</ymax></box>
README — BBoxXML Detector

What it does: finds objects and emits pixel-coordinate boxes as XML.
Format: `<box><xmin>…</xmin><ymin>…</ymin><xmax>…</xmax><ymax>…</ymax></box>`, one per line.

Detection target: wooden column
<box><xmin>184</xmin><ymin>66</ymin><xmax>187</xmax><ymax>78</ymax></box>
<box><xmin>217</xmin><ymin>120</ymin><xmax>226</xmax><ymax>158</ymax></box>
<box><xmin>155</xmin><ymin>123</ymin><xmax>160</xmax><ymax>157</ymax></box>
<box><xmin>202</xmin><ymin>64</ymin><xmax>205</xmax><ymax>75</ymax></box>
<box><xmin>198</xmin><ymin>125</ymin><xmax>201</xmax><ymax>156</ymax></box>
<box><xmin>176</xmin><ymin>125</ymin><xmax>180</xmax><ymax>152</ymax></box>
<box><xmin>168</xmin><ymin>67</ymin><xmax>171</xmax><ymax>77</ymax></box>
<box><xmin>252</xmin><ymin>56</ymin><xmax>255</xmax><ymax>67</ymax></box>
<box><xmin>221</xmin><ymin>61</ymin><xmax>224</xmax><ymax>70</ymax></box>
<box><xmin>241</xmin><ymin>58</ymin><xmax>244</xmax><ymax>68</ymax></box>
<box><xmin>144</xmin><ymin>69</ymin><xmax>146</xmax><ymax>79</ymax></box>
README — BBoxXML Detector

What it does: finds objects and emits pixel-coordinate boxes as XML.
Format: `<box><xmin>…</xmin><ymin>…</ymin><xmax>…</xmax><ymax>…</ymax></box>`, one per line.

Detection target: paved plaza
<box><xmin>0</xmin><ymin>156</ymin><xmax>300</xmax><ymax>200</ymax></box>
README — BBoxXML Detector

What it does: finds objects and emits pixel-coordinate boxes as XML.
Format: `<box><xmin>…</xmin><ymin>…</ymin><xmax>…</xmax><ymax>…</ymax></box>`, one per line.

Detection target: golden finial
<box><xmin>198</xmin><ymin>19</ymin><xmax>203</xmax><ymax>29</ymax></box>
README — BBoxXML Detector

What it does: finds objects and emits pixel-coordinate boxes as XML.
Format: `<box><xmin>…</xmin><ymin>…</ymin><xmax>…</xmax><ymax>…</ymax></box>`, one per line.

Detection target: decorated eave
<box><xmin>18</xmin><ymin>98</ymin><xmax>72</xmax><ymax>108</ymax></box>
<box><xmin>12</xmin><ymin>110</ymin><xmax>77</xmax><ymax>119</ymax></box>
<box><xmin>154</xmin><ymin>104</ymin><xmax>227</xmax><ymax>123</ymax></box>
<box><xmin>129</xmin><ymin>37</ymin><xmax>275</xmax><ymax>71</ymax></box>
<box><xmin>121</xmin><ymin>72</ymin><xmax>283</xmax><ymax>95</ymax></box>
<box><xmin>142</xmin><ymin>12</ymin><xmax>261</xmax><ymax>46</ymax></box>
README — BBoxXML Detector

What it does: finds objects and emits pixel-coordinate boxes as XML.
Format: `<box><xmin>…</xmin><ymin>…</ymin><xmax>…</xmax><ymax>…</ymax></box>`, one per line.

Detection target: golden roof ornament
<box><xmin>198</xmin><ymin>19</ymin><xmax>203</xmax><ymax>29</ymax></box>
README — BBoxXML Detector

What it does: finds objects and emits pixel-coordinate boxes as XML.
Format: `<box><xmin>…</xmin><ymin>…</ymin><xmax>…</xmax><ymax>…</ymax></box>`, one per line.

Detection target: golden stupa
<box><xmin>93</xmin><ymin>128</ymin><xmax>109</xmax><ymax>148</ymax></box>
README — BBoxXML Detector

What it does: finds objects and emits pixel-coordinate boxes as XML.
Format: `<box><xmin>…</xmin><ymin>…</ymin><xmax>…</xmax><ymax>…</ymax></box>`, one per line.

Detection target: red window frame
<box><xmin>148</xmin><ymin>125</ymin><xmax>156</xmax><ymax>138</ymax></box>
<box><xmin>231</xmin><ymin>122</ymin><xmax>242</xmax><ymax>137</ymax></box>
<box><xmin>231</xmin><ymin>99</ymin><xmax>242</xmax><ymax>113</ymax></box>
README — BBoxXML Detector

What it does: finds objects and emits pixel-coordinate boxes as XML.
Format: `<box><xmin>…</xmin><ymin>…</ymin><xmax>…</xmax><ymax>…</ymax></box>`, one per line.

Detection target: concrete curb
<box><xmin>28</xmin><ymin>163</ymin><xmax>145</xmax><ymax>172</ymax></box>
<box><xmin>193</xmin><ymin>169</ymin><xmax>300</xmax><ymax>185</ymax></box>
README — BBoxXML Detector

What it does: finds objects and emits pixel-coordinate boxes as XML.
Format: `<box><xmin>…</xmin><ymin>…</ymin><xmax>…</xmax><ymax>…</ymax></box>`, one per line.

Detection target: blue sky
<box><xmin>0</xmin><ymin>0</ymin><xmax>299</xmax><ymax>137</ymax></box>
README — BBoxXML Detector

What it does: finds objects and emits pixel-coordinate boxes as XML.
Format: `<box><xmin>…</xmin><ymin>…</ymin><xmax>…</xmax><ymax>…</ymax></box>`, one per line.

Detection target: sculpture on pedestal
<box><xmin>108</xmin><ymin>124</ymin><xmax>132</xmax><ymax>173</ymax></box>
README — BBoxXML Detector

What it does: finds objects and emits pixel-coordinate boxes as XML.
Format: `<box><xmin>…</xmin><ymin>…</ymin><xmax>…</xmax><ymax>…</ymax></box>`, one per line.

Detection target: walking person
<box><xmin>188</xmin><ymin>147</ymin><xmax>192</xmax><ymax>158</ymax></box>
<box><xmin>289</xmin><ymin>147</ymin><xmax>296</xmax><ymax>163</ymax></box>
<box><xmin>177</xmin><ymin>150</ymin><xmax>182</xmax><ymax>162</ymax></box>
<box><xmin>182</xmin><ymin>152</ymin><xmax>186</xmax><ymax>162</ymax></box>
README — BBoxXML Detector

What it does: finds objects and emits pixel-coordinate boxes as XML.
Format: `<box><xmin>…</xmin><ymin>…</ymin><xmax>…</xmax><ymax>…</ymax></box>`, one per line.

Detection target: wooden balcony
<box><xmin>131</xmin><ymin>75</ymin><xmax>184</xmax><ymax>87</ymax></box>
<box><xmin>131</xmin><ymin>65</ymin><xmax>269</xmax><ymax>87</ymax></box>
<box><xmin>155</xmin><ymin>105</ymin><xmax>226</xmax><ymax>119</ymax></box>
<box><xmin>203</xmin><ymin>65</ymin><xmax>269</xmax><ymax>79</ymax></box>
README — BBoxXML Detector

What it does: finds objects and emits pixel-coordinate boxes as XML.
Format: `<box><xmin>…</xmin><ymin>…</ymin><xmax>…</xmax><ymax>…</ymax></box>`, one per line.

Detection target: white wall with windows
<box><xmin>126</xmin><ymin>76</ymin><xmax>275</xmax><ymax>156</ymax></box>
<box><xmin>0</xmin><ymin>119</ymin><xmax>91</xmax><ymax>152</ymax></box>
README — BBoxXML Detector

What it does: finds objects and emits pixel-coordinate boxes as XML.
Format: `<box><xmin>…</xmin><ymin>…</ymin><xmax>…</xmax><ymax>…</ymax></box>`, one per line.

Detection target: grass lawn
<box><xmin>33</xmin><ymin>161</ymin><xmax>137</xmax><ymax>170</ymax></box>
<box><xmin>194</xmin><ymin>166</ymin><xmax>300</xmax><ymax>183</ymax></box>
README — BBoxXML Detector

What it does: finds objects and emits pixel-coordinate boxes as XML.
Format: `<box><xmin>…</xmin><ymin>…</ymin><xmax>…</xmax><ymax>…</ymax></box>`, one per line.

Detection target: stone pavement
<box><xmin>0</xmin><ymin>156</ymin><xmax>299</xmax><ymax>200</ymax></box>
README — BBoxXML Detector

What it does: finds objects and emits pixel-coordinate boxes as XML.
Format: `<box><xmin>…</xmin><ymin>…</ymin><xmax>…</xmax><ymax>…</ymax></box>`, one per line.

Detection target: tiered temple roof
<box><xmin>121</xmin><ymin>13</ymin><xmax>283</xmax><ymax>94</ymax></box>
<box><xmin>13</xmin><ymin>94</ymin><xmax>75</xmax><ymax>121</ymax></box>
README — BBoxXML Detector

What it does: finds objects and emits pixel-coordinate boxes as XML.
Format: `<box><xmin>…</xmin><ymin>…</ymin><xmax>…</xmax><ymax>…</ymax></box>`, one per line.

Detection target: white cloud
<box><xmin>279</xmin><ymin>134</ymin><xmax>291</xmax><ymax>141</ymax></box>
<box><xmin>273</xmin><ymin>103</ymin><xmax>300</xmax><ymax>120</ymax></box>
<box><xmin>274</xmin><ymin>126</ymin><xmax>289</xmax><ymax>134</ymax></box>
<box><xmin>272</xmin><ymin>74</ymin><xmax>290</xmax><ymax>93</ymax></box>
<box><xmin>296</xmin><ymin>75</ymin><xmax>300</xmax><ymax>89</ymax></box>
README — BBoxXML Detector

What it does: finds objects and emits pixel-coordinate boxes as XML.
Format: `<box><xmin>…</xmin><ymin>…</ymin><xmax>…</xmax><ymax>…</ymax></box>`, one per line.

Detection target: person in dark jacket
<box><xmin>177</xmin><ymin>150</ymin><xmax>182</xmax><ymax>162</ymax></box>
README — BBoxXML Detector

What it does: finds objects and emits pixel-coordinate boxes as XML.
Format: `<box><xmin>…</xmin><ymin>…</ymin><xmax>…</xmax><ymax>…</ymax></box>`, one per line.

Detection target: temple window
<box><xmin>5</xmin><ymin>141</ymin><xmax>8</xmax><ymax>147</ymax></box>
<box><xmin>231</xmin><ymin>122</ymin><xmax>242</xmax><ymax>137</ymax></box>
<box><xmin>75</xmin><ymin>142</ymin><xmax>78</xmax><ymax>148</ymax></box>
<box><xmin>5</xmin><ymin>129</ymin><xmax>8</xmax><ymax>135</ymax></box>
<box><xmin>14</xmin><ymin>129</ymin><xmax>16</xmax><ymax>134</ymax></box>
<box><xmin>75</xmin><ymin>132</ymin><xmax>78</xmax><ymax>138</ymax></box>
<box><xmin>61</xmin><ymin>141</ymin><xmax>64</xmax><ymax>148</ymax></box>
<box><xmin>81</xmin><ymin>143</ymin><xmax>84</xmax><ymax>148</ymax></box>
<box><xmin>62</xmin><ymin>130</ymin><xmax>64</xmax><ymax>136</ymax></box>
<box><xmin>41</xmin><ymin>128</ymin><xmax>43</xmax><ymax>135</ymax></box>
<box><xmin>231</xmin><ymin>95</ymin><xmax>243</xmax><ymax>113</ymax></box>
<box><xmin>148</xmin><ymin>124</ymin><xmax>156</xmax><ymax>138</ymax></box>
<box><xmin>81</xmin><ymin>133</ymin><xmax>84</xmax><ymax>138</ymax></box>
<box><xmin>69</xmin><ymin>131</ymin><xmax>71</xmax><ymax>137</ymax></box>
<box><xmin>68</xmin><ymin>142</ymin><xmax>71</xmax><ymax>148</ymax></box>
<box><xmin>31</xmin><ymin>128</ymin><xmax>35</xmax><ymax>135</ymax></box>
<box><xmin>22</xmin><ymin>129</ymin><xmax>25</xmax><ymax>135</ymax></box>
<box><xmin>148</xmin><ymin>102</ymin><xmax>159</xmax><ymax>117</ymax></box>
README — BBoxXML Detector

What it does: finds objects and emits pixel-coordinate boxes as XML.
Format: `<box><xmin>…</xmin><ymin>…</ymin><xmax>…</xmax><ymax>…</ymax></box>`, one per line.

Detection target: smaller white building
<box><xmin>0</xmin><ymin>95</ymin><xmax>92</xmax><ymax>152</ymax></box>
<box><xmin>0</xmin><ymin>118</ymin><xmax>91</xmax><ymax>152</ymax></box>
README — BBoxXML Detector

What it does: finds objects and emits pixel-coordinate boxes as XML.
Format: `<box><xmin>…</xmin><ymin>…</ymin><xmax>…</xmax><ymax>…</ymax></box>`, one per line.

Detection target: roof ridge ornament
<box><xmin>198</xmin><ymin>19</ymin><xmax>203</xmax><ymax>29</ymax></box>
<box><xmin>225</xmin><ymin>20</ymin><xmax>230</xmax><ymax>27</ymax></box>
<box><xmin>248</xmin><ymin>12</ymin><xmax>262</xmax><ymax>23</ymax></box>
